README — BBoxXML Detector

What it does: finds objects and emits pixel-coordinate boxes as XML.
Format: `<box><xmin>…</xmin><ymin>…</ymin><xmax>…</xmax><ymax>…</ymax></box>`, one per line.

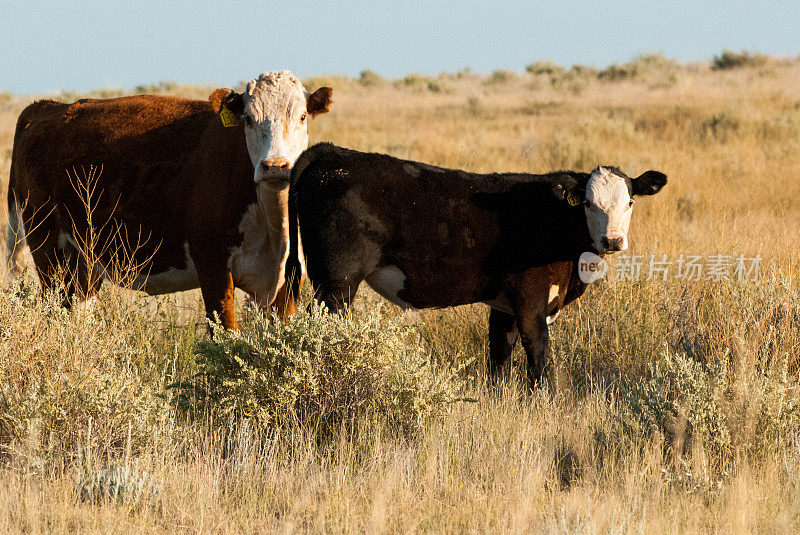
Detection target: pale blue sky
<box><xmin>1</xmin><ymin>0</ymin><xmax>798</xmax><ymax>94</ymax></box>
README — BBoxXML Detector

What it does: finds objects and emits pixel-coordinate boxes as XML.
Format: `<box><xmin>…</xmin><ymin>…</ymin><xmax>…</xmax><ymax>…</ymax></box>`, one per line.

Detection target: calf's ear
<box><xmin>631</xmin><ymin>170</ymin><xmax>667</xmax><ymax>196</ymax></box>
<box><xmin>306</xmin><ymin>87</ymin><xmax>333</xmax><ymax>117</ymax></box>
<box><xmin>551</xmin><ymin>174</ymin><xmax>583</xmax><ymax>206</ymax></box>
<box><xmin>208</xmin><ymin>88</ymin><xmax>245</xmax><ymax>115</ymax></box>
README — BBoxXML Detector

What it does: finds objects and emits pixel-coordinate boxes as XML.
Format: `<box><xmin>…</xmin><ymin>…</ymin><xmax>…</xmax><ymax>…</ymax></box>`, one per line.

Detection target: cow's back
<box><xmin>293</xmin><ymin>145</ymin><xmax>510</xmax><ymax>307</ymax></box>
<box><xmin>12</xmin><ymin>95</ymin><xmax>213</xmax><ymax>207</ymax></box>
<box><xmin>10</xmin><ymin>94</ymin><xmax>252</xmax><ymax>275</ymax></box>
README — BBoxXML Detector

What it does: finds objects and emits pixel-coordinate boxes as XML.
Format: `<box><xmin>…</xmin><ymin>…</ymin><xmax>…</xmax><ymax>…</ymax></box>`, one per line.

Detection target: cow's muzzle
<box><xmin>256</xmin><ymin>157</ymin><xmax>292</xmax><ymax>186</ymax></box>
<box><xmin>600</xmin><ymin>235</ymin><xmax>627</xmax><ymax>253</ymax></box>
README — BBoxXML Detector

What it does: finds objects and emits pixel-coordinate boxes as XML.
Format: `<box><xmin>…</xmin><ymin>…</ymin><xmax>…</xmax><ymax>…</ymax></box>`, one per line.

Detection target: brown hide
<box><xmin>9</xmin><ymin>94</ymin><xmax>293</xmax><ymax>328</ymax></box>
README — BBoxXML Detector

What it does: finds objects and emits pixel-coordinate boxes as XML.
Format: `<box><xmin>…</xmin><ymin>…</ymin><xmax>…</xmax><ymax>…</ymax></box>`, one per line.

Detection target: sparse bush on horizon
<box><xmin>712</xmin><ymin>49</ymin><xmax>770</xmax><ymax>70</ymax></box>
<box><xmin>357</xmin><ymin>68</ymin><xmax>385</xmax><ymax>87</ymax></box>
<box><xmin>396</xmin><ymin>72</ymin><xmax>447</xmax><ymax>93</ymax></box>
<box><xmin>526</xmin><ymin>60</ymin><xmax>566</xmax><ymax>77</ymax></box>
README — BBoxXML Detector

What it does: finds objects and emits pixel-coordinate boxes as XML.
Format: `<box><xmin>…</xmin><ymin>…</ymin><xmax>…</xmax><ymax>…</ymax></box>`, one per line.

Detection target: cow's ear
<box><xmin>208</xmin><ymin>88</ymin><xmax>244</xmax><ymax>115</ymax></box>
<box><xmin>306</xmin><ymin>87</ymin><xmax>333</xmax><ymax>117</ymax></box>
<box><xmin>631</xmin><ymin>170</ymin><xmax>667</xmax><ymax>196</ymax></box>
<box><xmin>551</xmin><ymin>174</ymin><xmax>583</xmax><ymax>206</ymax></box>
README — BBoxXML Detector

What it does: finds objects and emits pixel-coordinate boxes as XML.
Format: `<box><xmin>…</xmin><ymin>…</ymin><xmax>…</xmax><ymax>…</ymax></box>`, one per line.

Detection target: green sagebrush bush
<box><xmin>0</xmin><ymin>276</ymin><xmax>174</xmax><ymax>460</ymax></box>
<box><xmin>174</xmin><ymin>301</ymin><xmax>465</xmax><ymax>436</ymax></box>
<box><xmin>622</xmin><ymin>348</ymin><xmax>800</xmax><ymax>467</ymax></box>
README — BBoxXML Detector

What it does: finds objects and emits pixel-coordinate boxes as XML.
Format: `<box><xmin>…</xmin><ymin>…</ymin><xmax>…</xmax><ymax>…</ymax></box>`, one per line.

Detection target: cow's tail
<box><xmin>6</xmin><ymin>112</ymin><xmax>29</xmax><ymax>277</ymax></box>
<box><xmin>6</xmin><ymin>193</ymin><xmax>26</xmax><ymax>276</ymax></box>
<box><xmin>286</xmin><ymin>148</ymin><xmax>315</xmax><ymax>301</ymax></box>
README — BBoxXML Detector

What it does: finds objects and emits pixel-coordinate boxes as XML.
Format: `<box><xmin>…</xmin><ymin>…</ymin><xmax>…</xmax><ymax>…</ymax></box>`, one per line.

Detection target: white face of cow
<box><xmin>209</xmin><ymin>71</ymin><xmax>333</xmax><ymax>188</ymax></box>
<box><xmin>583</xmin><ymin>166</ymin><xmax>634</xmax><ymax>253</ymax></box>
<box><xmin>579</xmin><ymin>166</ymin><xmax>668</xmax><ymax>254</ymax></box>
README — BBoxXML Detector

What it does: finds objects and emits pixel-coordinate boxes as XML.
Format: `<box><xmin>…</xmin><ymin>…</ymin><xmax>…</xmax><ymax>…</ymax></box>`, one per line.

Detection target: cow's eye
<box><xmin>629</xmin><ymin>199</ymin><xmax>635</xmax><ymax>207</ymax></box>
<box><xmin>300</xmin><ymin>114</ymin><xmax>307</xmax><ymax>122</ymax></box>
<box><xmin>582</xmin><ymin>200</ymin><xmax>591</xmax><ymax>208</ymax></box>
<box><xmin>243</xmin><ymin>115</ymin><xmax>252</xmax><ymax>127</ymax></box>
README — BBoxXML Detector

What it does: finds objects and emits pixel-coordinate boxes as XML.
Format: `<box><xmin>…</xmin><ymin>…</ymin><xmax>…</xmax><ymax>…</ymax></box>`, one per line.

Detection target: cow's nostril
<box><xmin>601</xmin><ymin>237</ymin><xmax>610</xmax><ymax>250</ymax></box>
<box><xmin>607</xmin><ymin>237</ymin><xmax>624</xmax><ymax>251</ymax></box>
<box><xmin>261</xmin><ymin>157</ymin><xmax>291</xmax><ymax>170</ymax></box>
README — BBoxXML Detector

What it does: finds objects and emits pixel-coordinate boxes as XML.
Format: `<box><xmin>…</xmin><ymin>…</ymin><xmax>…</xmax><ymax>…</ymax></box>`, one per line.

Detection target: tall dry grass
<box><xmin>1</xmin><ymin>56</ymin><xmax>800</xmax><ymax>533</ymax></box>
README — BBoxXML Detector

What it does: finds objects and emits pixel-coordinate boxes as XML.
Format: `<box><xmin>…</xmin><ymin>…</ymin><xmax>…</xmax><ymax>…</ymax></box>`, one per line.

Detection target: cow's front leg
<box><xmin>488</xmin><ymin>308</ymin><xmax>519</xmax><ymax>379</ymax></box>
<box><xmin>271</xmin><ymin>279</ymin><xmax>299</xmax><ymax>319</ymax></box>
<box><xmin>507</xmin><ymin>275</ymin><xmax>552</xmax><ymax>387</ymax></box>
<box><xmin>195</xmin><ymin>255</ymin><xmax>237</xmax><ymax>331</ymax></box>
<box><xmin>516</xmin><ymin>309</ymin><xmax>550</xmax><ymax>386</ymax></box>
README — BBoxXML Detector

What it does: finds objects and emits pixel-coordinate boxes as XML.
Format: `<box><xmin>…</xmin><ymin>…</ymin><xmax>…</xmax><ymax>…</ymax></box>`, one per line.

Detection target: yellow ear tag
<box><xmin>566</xmin><ymin>191</ymin><xmax>581</xmax><ymax>207</ymax></box>
<box><xmin>219</xmin><ymin>106</ymin><xmax>239</xmax><ymax>127</ymax></box>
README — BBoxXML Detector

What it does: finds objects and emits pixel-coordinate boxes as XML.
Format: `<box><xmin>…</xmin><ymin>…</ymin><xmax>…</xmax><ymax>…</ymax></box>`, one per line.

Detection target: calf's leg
<box><xmin>313</xmin><ymin>278</ymin><xmax>363</xmax><ymax>313</ymax></box>
<box><xmin>487</xmin><ymin>308</ymin><xmax>519</xmax><ymax>378</ymax></box>
<box><xmin>507</xmin><ymin>271</ymin><xmax>553</xmax><ymax>387</ymax></box>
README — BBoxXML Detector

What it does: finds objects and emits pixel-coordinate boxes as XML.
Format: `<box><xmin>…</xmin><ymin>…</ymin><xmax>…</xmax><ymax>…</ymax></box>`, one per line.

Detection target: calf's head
<box><xmin>209</xmin><ymin>71</ymin><xmax>333</xmax><ymax>187</ymax></box>
<box><xmin>555</xmin><ymin>166</ymin><xmax>667</xmax><ymax>254</ymax></box>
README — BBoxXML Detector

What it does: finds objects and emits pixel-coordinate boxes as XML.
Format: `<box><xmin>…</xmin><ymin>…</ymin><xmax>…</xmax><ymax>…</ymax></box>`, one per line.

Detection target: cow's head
<box><xmin>209</xmin><ymin>71</ymin><xmax>333</xmax><ymax>188</ymax></box>
<box><xmin>554</xmin><ymin>166</ymin><xmax>667</xmax><ymax>254</ymax></box>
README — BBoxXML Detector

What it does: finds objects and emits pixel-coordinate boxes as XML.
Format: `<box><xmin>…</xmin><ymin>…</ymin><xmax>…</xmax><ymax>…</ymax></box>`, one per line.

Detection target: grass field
<box><xmin>1</xmin><ymin>54</ymin><xmax>800</xmax><ymax>533</ymax></box>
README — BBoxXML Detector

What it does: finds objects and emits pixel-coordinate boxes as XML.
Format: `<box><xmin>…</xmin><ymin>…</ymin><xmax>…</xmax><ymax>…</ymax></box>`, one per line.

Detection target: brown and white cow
<box><xmin>7</xmin><ymin>71</ymin><xmax>332</xmax><ymax>329</ymax></box>
<box><xmin>286</xmin><ymin>143</ymin><xmax>666</xmax><ymax>385</ymax></box>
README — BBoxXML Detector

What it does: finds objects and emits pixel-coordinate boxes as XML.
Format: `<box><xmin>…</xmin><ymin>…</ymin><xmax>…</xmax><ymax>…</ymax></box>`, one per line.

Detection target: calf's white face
<box><xmin>584</xmin><ymin>166</ymin><xmax>634</xmax><ymax>253</ymax></box>
<box><xmin>209</xmin><ymin>70</ymin><xmax>333</xmax><ymax>188</ymax></box>
<box><xmin>578</xmin><ymin>166</ymin><xmax>668</xmax><ymax>254</ymax></box>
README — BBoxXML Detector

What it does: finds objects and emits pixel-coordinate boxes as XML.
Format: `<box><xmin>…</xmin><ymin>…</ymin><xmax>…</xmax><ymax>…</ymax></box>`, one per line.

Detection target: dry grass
<box><xmin>1</xmin><ymin>58</ymin><xmax>800</xmax><ymax>533</ymax></box>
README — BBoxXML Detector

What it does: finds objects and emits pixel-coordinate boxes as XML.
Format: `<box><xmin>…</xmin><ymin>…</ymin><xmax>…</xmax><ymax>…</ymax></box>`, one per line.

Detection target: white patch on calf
<box><xmin>546</xmin><ymin>284</ymin><xmax>561</xmax><ymax>325</ymax></box>
<box><xmin>584</xmin><ymin>166</ymin><xmax>633</xmax><ymax>253</ymax></box>
<box><xmin>365</xmin><ymin>265</ymin><xmax>417</xmax><ymax>310</ymax></box>
<box><xmin>547</xmin><ymin>284</ymin><xmax>560</xmax><ymax>306</ymax></box>
<box><xmin>135</xmin><ymin>242</ymin><xmax>199</xmax><ymax>295</ymax></box>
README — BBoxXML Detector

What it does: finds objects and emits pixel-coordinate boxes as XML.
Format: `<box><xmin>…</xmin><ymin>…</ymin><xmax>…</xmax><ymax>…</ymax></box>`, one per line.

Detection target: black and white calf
<box><xmin>287</xmin><ymin>143</ymin><xmax>667</xmax><ymax>385</ymax></box>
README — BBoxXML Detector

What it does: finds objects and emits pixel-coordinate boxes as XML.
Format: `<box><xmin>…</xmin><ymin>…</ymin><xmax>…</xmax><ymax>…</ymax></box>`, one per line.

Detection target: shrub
<box><xmin>622</xmin><ymin>349</ymin><xmax>800</xmax><ymax>468</ymax></box>
<box><xmin>397</xmin><ymin>73</ymin><xmax>446</xmax><ymax>93</ymax></box>
<box><xmin>550</xmin><ymin>69</ymin><xmax>590</xmax><ymax>96</ymax></box>
<box><xmin>526</xmin><ymin>60</ymin><xmax>566</xmax><ymax>77</ymax></box>
<box><xmin>568</xmin><ymin>64</ymin><xmax>598</xmax><ymax>78</ymax></box>
<box><xmin>358</xmin><ymin>69</ymin><xmax>384</xmax><ymax>87</ymax></box>
<box><xmin>486</xmin><ymin>70</ymin><xmax>516</xmax><ymax>85</ymax></box>
<box><xmin>598</xmin><ymin>62</ymin><xmax>639</xmax><ymax>81</ymax></box>
<box><xmin>174</xmin><ymin>301</ymin><xmax>464</xmax><ymax>436</ymax></box>
<box><xmin>701</xmin><ymin>110</ymin><xmax>741</xmax><ymax>141</ymax></box>
<box><xmin>302</xmin><ymin>74</ymin><xmax>352</xmax><ymax>91</ymax></box>
<box><xmin>0</xmin><ymin>276</ymin><xmax>179</xmax><ymax>460</ymax></box>
<box><xmin>133</xmin><ymin>81</ymin><xmax>178</xmax><ymax>94</ymax></box>
<box><xmin>598</xmin><ymin>53</ymin><xmax>678</xmax><ymax>82</ymax></box>
<box><xmin>712</xmin><ymin>49</ymin><xmax>769</xmax><ymax>70</ymax></box>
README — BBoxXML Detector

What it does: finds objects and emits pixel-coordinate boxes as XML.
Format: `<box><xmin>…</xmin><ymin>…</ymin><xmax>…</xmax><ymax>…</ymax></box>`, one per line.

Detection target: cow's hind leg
<box><xmin>487</xmin><ymin>308</ymin><xmax>519</xmax><ymax>380</ymax></box>
<box><xmin>23</xmin><ymin>206</ymin><xmax>97</xmax><ymax>308</ymax></box>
